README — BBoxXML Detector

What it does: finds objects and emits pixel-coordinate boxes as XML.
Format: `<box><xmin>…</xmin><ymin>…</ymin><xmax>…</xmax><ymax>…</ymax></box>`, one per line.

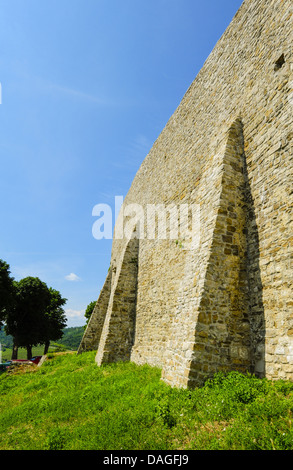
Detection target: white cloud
<box><xmin>65</xmin><ymin>272</ymin><xmax>81</xmax><ymax>282</ymax></box>
<box><xmin>65</xmin><ymin>308</ymin><xmax>85</xmax><ymax>319</ymax></box>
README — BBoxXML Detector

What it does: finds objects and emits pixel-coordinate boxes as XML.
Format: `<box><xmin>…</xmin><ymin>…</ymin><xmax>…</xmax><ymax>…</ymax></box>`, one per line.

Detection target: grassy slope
<box><xmin>0</xmin><ymin>351</ymin><xmax>293</xmax><ymax>450</ymax></box>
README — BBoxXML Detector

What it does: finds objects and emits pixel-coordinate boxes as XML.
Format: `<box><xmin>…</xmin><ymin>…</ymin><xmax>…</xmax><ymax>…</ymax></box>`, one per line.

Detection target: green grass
<box><xmin>0</xmin><ymin>351</ymin><xmax>293</xmax><ymax>450</ymax></box>
<box><xmin>1</xmin><ymin>343</ymin><xmax>67</xmax><ymax>362</ymax></box>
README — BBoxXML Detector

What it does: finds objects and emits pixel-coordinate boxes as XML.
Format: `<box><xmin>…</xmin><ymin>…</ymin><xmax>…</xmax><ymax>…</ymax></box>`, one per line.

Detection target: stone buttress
<box><xmin>78</xmin><ymin>0</ymin><xmax>293</xmax><ymax>387</ymax></box>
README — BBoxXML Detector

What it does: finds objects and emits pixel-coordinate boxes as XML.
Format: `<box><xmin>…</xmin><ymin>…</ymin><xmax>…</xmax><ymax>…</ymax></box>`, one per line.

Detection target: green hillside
<box><xmin>0</xmin><ymin>329</ymin><xmax>13</xmax><ymax>349</ymax></box>
<box><xmin>55</xmin><ymin>326</ymin><xmax>84</xmax><ymax>350</ymax></box>
<box><xmin>0</xmin><ymin>351</ymin><xmax>293</xmax><ymax>450</ymax></box>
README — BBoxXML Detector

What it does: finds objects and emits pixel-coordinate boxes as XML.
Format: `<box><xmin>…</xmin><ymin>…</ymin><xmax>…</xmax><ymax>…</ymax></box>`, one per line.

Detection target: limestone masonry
<box><xmin>78</xmin><ymin>0</ymin><xmax>293</xmax><ymax>387</ymax></box>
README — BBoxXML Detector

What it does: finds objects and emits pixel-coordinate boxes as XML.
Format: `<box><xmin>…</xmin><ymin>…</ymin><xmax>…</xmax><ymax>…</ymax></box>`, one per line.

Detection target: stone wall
<box><xmin>79</xmin><ymin>0</ymin><xmax>293</xmax><ymax>387</ymax></box>
<box><xmin>78</xmin><ymin>270</ymin><xmax>112</xmax><ymax>354</ymax></box>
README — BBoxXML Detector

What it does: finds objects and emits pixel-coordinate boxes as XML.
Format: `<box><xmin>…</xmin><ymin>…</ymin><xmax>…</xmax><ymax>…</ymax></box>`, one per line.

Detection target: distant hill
<box><xmin>0</xmin><ymin>329</ymin><xmax>13</xmax><ymax>349</ymax></box>
<box><xmin>55</xmin><ymin>326</ymin><xmax>84</xmax><ymax>350</ymax></box>
<box><xmin>0</xmin><ymin>326</ymin><xmax>84</xmax><ymax>352</ymax></box>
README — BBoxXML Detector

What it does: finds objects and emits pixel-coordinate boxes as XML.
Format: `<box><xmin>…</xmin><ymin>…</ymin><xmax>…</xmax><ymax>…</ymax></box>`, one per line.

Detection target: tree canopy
<box><xmin>5</xmin><ymin>277</ymin><xmax>51</xmax><ymax>358</ymax></box>
<box><xmin>4</xmin><ymin>275</ymin><xmax>67</xmax><ymax>359</ymax></box>
<box><xmin>0</xmin><ymin>259</ymin><xmax>15</xmax><ymax>327</ymax></box>
<box><xmin>84</xmin><ymin>300</ymin><xmax>96</xmax><ymax>326</ymax></box>
<box><xmin>41</xmin><ymin>287</ymin><xmax>67</xmax><ymax>354</ymax></box>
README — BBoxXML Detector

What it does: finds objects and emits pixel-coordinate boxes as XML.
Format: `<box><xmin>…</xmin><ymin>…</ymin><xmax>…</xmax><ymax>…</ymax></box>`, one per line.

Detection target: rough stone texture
<box><xmin>78</xmin><ymin>0</ymin><xmax>293</xmax><ymax>387</ymax></box>
<box><xmin>78</xmin><ymin>270</ymin><xmax>112</xmax><ymax>354</ymax></box>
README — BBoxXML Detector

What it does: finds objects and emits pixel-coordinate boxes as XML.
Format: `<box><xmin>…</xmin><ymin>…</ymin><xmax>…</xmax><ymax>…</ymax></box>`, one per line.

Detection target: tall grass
<box><xmin>0</xmin><ymin>351</ymin><xmax>293</xmax><ymax>450</ymax></box>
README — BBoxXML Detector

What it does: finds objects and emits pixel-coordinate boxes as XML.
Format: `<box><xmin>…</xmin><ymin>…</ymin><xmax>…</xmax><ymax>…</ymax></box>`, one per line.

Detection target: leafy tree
<box><xmin>5</xmin><ymin>277</ymin><xmax>51</xmax><ymax>359</ymax></box>
<box><xmin>84</xmin><ymin>300</ymin><xmax>96</xmax><ymax>327</ymax></box>
<box><xmin>0</xmin><ymin>259</ymin><xmax>15</xmax><ymax>327</ymax></box>
<box><xmin>41</xmin><ymin>288</ymin><xmax>67</xmax><ymax>355</ymax></box>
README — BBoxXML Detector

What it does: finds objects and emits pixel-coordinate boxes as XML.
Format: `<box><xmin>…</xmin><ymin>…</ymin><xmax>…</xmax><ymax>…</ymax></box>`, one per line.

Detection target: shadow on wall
<box><xmin>244</xmin><ymin>147</ymin><xmax>266</xmax><ymax>379</ymax></box>
<box><xmin>189</xmin><ymin>119</ymin><xmax>265</xmax><ymax>386</ymax></box>
<box><xmin>95</xmin><ymin>235</ymin><xmax>139</xmax><ymax>365</ymax></box>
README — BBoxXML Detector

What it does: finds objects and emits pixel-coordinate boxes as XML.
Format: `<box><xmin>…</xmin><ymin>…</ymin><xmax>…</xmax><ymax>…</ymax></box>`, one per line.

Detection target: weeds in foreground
<box><xmin>0</xmin><ymin>352</ymin><xmax>293</xmax><ymax>450</ymax></box>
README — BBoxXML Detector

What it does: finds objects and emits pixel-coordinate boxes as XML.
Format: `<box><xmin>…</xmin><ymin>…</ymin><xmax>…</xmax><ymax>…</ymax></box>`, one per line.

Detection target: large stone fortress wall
<box><xmin>79</xmin><ymin>0</ymin><xmax>293</xmax><ymax>388</ymax></box>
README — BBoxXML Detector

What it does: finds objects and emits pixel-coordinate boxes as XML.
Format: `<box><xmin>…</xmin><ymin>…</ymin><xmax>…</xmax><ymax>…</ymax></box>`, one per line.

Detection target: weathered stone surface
<box><xmin>79</xmin><ymin>0</ymin><xmax>293</xmax><ymax>387</ymax></box>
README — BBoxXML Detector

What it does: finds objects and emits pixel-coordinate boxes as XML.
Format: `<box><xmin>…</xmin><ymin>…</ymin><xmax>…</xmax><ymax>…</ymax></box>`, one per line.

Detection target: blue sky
<box><xmin>0</xmin><ymin>0</ymin><xmax>243</xmax><ymax>327</ymax></box>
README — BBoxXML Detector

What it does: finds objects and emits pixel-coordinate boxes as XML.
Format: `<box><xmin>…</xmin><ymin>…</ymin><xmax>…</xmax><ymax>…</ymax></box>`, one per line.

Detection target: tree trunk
<box><xmin>26</xmin><ymin>345</ymin><xmax>32</xmax><ymax>360</ymax></box>
<box><xmin>12</xmin><ymin>342</ymin><xmax>18</xmax><ymax>360</ymax></box>
<box><xmin>44</xmin><ymin>341</ymin><xmax>50</xmax><ymax>355</ymax></box>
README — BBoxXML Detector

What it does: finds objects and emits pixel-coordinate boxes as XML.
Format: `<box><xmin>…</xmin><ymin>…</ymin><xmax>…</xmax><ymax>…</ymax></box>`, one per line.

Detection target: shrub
<box><xmin>44</xmin><ymin>428</ymin><xmax>66</xmax><ymax>450</ymax></box>
<box><xmin>204</xmin><ymin>371</ymin><xmax>269</xmax><ymax>403</ymax></box>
